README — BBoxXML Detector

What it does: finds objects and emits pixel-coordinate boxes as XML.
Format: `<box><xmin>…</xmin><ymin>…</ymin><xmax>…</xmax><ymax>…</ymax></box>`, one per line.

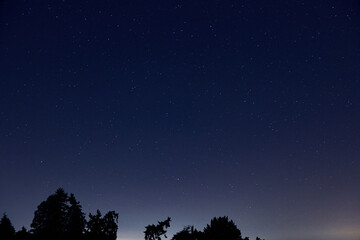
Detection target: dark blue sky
<box><xmin>1</xmin><ymin>1</ymin><xmax>360</xmax><ymax>240</ymax></box>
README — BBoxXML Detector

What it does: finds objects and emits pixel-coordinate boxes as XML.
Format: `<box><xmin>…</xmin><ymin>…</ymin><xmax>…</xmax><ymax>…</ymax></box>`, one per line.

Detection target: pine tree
<box><xmin>31</xmin><ymin>188</ymin><xmax>69</xmax><ymax>240</ymax></box>
<box><xmin>14</xmin><ymin>227</ymin><xmax>30</xmax><ymax>240</ymax></box>
<box><xmin>0</xmin><ymin>214</ymin><xmax>15</xmax><ymax>240</ymax></box>
<box><xmin>67</xmin><ymin>193</ymin><xmax>86</xmax><ymax>240</ymax></box>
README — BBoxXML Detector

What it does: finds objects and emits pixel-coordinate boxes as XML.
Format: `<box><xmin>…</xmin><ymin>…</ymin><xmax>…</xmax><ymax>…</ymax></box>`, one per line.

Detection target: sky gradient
<box><xmin>1</xmin><ymin>1</ymin><xmax>360</xmax><ymax>240</ymax></box>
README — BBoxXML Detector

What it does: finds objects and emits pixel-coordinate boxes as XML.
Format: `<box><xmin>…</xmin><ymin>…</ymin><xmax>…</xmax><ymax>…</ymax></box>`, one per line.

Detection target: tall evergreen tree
<box><xmin>14</xmin><ymin>227</ymin><xmax>30</xmax><ymax>240</ymax></box>
<box><xmin>0</xmin><ymin>213</ymin><xmax>15</xmax><ymax>240</ymax></box>
<box><xmin>31</xmin><ymin>188</ymin><xmax>69</xmax><ymax>240</ymax></box>
<box><xmin>67</xmin><ymin>193</ymin><xmax>86</xmax><ymax>240</ymax></box>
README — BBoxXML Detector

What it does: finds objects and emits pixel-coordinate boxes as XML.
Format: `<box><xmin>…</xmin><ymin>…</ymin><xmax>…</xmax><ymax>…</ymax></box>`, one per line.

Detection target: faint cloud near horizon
<box><xmin>327</xmin><ymin>226</ymin><xmax>360</xmax><ymax>240</ymax></box>
<box><xmin>272</xmin><ymin>225</ymin><xmax>360</xmax><ymax>240</ymax></box>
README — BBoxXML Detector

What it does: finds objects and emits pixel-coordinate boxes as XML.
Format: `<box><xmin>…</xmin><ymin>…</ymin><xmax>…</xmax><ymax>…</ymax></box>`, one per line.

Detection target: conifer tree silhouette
<box><xmin>0</xmin><ymin>213</ymin><xmax>15</xmax><ymax>240</ymax></box>
<box><xmin>31</xmin><ymin>188</ymin><xmax>69</xmax><ymax>240</ymax></box>
<box><xmin>67</xmin><ymin>193</ymin><xmax>86</xmax><ymax>240</ymax></box>
<box><xmin>14</xmin><ymin>227</ymin><xmax>30</xmax><ymax>240</ymax></box>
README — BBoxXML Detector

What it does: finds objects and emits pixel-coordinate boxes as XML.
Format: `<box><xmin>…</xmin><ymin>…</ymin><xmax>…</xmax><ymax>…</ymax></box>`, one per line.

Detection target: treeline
<box><xmin>145</xmin><ymin>217</ymin><xmax>264</xmax><ymax>240</ymax></box>
<box><xmin>1</xmin><ymin>188</ymin><xmax>264</xmax><ymax>240</ymax></box>
<box><xmin>1</xmin><ymin>188</ymin><xmax>117</xmax><ymax>240</ymax></box>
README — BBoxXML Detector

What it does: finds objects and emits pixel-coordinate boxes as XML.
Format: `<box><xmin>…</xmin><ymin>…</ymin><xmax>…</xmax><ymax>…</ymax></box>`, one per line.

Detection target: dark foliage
<box><xmin>14</xmin><ymin>227</ymin><xmax>31</xmax><ymax>240</ymax></box>
<box><xmin>31</xmin><ymin>188</ymin><xmax>69</xmax><ymax>240</ymax></box>
<box><xmin>171</xmin><ymin>216</ymin><xmax>260</xmax><ymax>240</ymax></box>
<box><xmin>203</xmin><ymin>216</ymin><xmax>243</xmax><ymax>240</ymax></box>
<box><xmin>29</xmin><ymin>188</ymin><xmax>118</xmax><ymax>240</ymax></box>
<box><xmin>0</xmin><ymin>214</ymin><xmax>15</xmax><ymax>240</ymax></box>
<box><xmin>67</xmin><ymin>193</ymin><xmax>86</xmax><ymax>239</ymax></box>
<box><xmin>144</xmin><ymin>217</ymin><xmax>171</xmax><ymax>240</ymax></box>
<box><xmin>3</xmin><ymin>188</ymin><xmax>264</xmax><ymax>240</ymax></box>
<box><xmin>171</xmin><ymin>226</ymin><xmax>202</xmax><ymax>240</ymax></box>
<box><xmin>102</xmin><ymin>211</ymin><xmax>119</xmax><ymax>240</ymax></box>
<box><xmin>86</xmin><ymin>210</ymin><xmax>119</xmax><ymax>240</ymax></box>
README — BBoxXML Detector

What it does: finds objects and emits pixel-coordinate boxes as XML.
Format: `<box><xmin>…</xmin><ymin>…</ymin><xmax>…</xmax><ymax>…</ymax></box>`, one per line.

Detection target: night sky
<box><xmin>1</xmin><ymin>1</ymin><xmax>360</xmax><ymax>240</ymax></box>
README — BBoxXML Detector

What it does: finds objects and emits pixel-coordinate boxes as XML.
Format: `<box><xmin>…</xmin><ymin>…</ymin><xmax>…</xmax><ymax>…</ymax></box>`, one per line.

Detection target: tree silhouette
<box><xmin>203</xmin><ymin>216</ymin><xmax>243</xmax><ymax>240</ymax></box>
<box><xmin>67</xmin><ymin>193</ymin><xmax>86</xmax><ymax>240</ymax></box>
<box><xmin>172</xmin><ymin>225</ymin><xmax>202</xmax><ymax>240</ymax></box>
<box><xmin>30</xmin><ymin>188</ymin><xmax>90</xmax><ymax>240</ymax></box>
<box><xmin>31</xmin><ymin>188</ymin><xmax>69</xmax><ymax>240</ymax></box>
<box><xmin>86</xmin><ymin>210</ymin><xmax>103</xmax><ymax>240</ymax></box>
<box><xmin>1</xmin><ymin>187</ymin><xmax>266</xmax><ymax>240</ymax></box>
<box><xmin>0</xmin><ymin>213</ymin><xmax>15</xmax><ymax>240</ymax></box>
<box><xmin>86</xmin><ymin>210</ymin><xmax>119</xmax><ymax>240</ymax></box>
<box><xmin>14</xmin><ymin>227</ymin><xmax>30</xmax><ymax>240</ymax></box>
<box><xmin>102</xmin><ymin>211</ymin><xmax>119</xmax><ymax>240</ymax></box>
<box><xmin>144</xmin><ymin>217</ymin><xmax>171</xmax><ymax>240</ymax></box>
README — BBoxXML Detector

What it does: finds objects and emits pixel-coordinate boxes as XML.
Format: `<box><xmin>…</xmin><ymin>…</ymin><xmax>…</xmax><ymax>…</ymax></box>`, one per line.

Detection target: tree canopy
<box><xmin>27</xmin><ymin>188</ymin><xmax>118</xmax><ymax>240</ymax></box>
<box><xmin>2</xmin><ymin>188</ymin><xmax>265</xmax><ymax>240</ymax></box>
<box><xmin>203</xmin><ymin>216</ymin><xmax>243</xmax><ymax>240</ymax></box>
<box><xmin>171</xmin><ymin>225</ymin><xmax>202</xmax><ymax>240</ymax></box>
<box><xmin>0</xmin><ymin>214</ymin><xmax>15</xmax><ymax>240</ymax></box>
<box><xmin>144</xmin><ymin>217</ymin><xmax>171</xmax><ymax>240</ymax></box>
<box><xmin>86</xmin><ymin>210</ymin><xmax>118</xmax><ymax>240</ymax></box>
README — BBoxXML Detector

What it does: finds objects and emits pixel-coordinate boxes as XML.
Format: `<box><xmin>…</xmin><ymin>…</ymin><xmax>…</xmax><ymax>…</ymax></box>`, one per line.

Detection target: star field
<box><xmin>1</xmin><ymin>1</ymin><xmax>360</xmax><ymax>240</ymax></box>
